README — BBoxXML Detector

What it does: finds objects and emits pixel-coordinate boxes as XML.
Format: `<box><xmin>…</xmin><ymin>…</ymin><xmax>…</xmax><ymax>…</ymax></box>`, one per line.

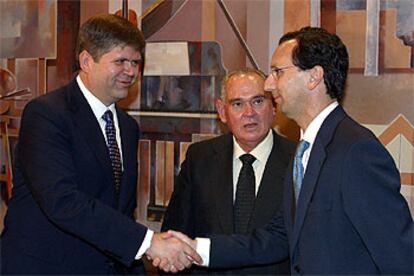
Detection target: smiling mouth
<box><xmin>117</xmin><ymin>79</ymin><xmax>134</xmax><ymax>87</ymax></box>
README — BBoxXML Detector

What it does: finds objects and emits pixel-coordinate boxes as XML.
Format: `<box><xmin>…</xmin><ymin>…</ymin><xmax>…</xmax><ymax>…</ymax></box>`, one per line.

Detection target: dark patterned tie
<box><xmin>293</xmin><ymin>140</ymin><xmax>310</xmax><ymax>204</ymax></box>
<box><xmin>234</xmin><ymin>154</ymin><xmax>256</xmax><ymax>234</ymax></box>
<box><xmin>102</xmin><ymin>110</ymin><xmax>122</xmax><ymax>196</ymax></box>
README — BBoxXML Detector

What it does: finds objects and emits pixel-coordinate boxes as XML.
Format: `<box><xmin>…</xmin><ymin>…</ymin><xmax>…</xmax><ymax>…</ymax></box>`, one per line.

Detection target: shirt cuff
<box><xmin>135</xmin><ymin>229</ymin><xmax>154</xmax><ymax>259</ymax></box>
<box><xmin>195</xmin><ymin>237</ymin><xmax>210</xmax><ymax>267</ymax></box>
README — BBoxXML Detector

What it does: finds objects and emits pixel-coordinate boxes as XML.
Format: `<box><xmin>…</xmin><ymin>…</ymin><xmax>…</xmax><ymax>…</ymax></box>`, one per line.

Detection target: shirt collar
<box><xmin>233</xmin><ymin>129</ymin><xmax>273</xmax><ymax>164</ymax></box>
<box><xmin>76</xmin><ymin>75</ymin><xmax>116</xmax><ymax>119</ymax></box>
<box><xmin>301</xmin><ymin>101</ymin><xmax>338</xmax><ymax>144</ymax></box>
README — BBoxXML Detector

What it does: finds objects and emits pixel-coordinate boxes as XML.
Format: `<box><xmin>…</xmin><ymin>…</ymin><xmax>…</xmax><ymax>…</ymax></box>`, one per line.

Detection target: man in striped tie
<box><xmin>1</xmin><ymin>13</ymin><xmax>200</xmax><ymax>274</ymax></box>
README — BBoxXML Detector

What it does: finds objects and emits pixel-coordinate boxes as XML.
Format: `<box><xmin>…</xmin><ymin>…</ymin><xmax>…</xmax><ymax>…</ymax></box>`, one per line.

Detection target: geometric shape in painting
<box><xmin>144</xmin><ymin>42</ymin><xmax>190</xmax><ymax>76</ymax></box>
<box><xmin>0</xmin><ymin>0</ymin><xmax>57</xmax><ymax>58</ymax></box>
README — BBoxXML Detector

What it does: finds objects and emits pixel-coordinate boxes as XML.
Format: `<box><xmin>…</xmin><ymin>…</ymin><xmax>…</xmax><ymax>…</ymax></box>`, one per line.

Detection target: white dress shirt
<box><xmin>77</xmin><ymin>75</ymin><xmax>151</xmax><ymax>259</ymax></box>
<box><xmin>196</xmin><ymin>102</ymin><xmax>340</xmax><ymax>267</ymax></box>
<box><xmin>76</xmin><ymin>76</ymin><xmax>124</xmax><ymax>166</ymax></box>
<box><xmin>300</xmin><ymin>101</ymin><xmax>338</xmax><ymax>172</ymax></box>
<box><xmin>232</xmin><ymin>129</ymin><xmax>273</xmax><ymax>200</ymax></box>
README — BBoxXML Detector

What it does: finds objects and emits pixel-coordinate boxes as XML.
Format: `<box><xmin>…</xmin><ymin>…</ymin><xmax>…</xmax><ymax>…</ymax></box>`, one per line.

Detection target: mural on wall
<box><xmin>335</xmin><ymin>0</ymin><xmax>413</xmax><ymax>203</ymax></box>
<box><xmin>141</xmin><ymin>41</ymin><xmax>225</xmax><ymax>113</ymax></box>
<box><xmin>0</xmin><ymin>0</ymin><xmax>57</xmax><ymax>59</ymax></box>
<box><xmin>134</xmin><ymin>0</ymin><xmax>414</xmax><ymax>228</ymax></box>
<box><xmin>0</xmin><ymin>0</ymin><xmax>412</xmax><ymax>231</ymax></box>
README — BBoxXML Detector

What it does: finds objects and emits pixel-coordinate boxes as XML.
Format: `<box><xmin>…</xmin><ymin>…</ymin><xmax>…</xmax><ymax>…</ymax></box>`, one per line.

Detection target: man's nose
<box><xmin>264</xmin><ymin>74</ymin><xmax>276</xmax><ymax>91</ymax></box>
<box><xmin>123</xmin><ymin>61</ymin><xmax>138</xmax><ymax>76</ymax></box>
<box><xmin>242</xmin><ymin>101</ymin><xmax>255</xmax><ymax>116</ymax></box>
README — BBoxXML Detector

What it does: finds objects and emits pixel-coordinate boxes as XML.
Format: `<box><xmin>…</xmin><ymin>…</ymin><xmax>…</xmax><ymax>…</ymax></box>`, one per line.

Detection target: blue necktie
<box><xmin>293</xmin><ymin>140</ymin><xmax>310</xmax><ymax>203</ymax></box>
<box><xmin>234</xmin><ymin>154</ymin><xmax>256</xmax><ymax>234</ymax></box>
<box><xmin>102</xmin><ymin>110</ymin><xmax>122</xmax><ymax>196</ymax></box>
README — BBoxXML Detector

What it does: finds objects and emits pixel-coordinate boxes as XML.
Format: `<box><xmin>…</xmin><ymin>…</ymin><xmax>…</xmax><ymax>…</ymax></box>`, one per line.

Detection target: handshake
<box><xmin>145</xmin><ymin>230</ymin><xmax>202</xmax><ymax>273</ymax></box>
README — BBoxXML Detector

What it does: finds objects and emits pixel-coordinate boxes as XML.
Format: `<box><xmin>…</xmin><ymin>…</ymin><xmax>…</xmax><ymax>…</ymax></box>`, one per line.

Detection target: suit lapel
<box><xmin>211</xmin><ymin>135</ymin><xmax>235</xmax><ymax>233</ymax></box>
<box><xmin>117</xmin><ymin>107</ymin><xmax>136</xmax><ymax>208</ymax></box>
<box><xmin>67</xmin><ymin>80</ymin><xmax>114</xmax><ymax>190</ymax></box>
<box><xmin>290</xmin><ymin>106</ymin><xmax>346</xmax><ymax>253</ymax></box>
<box><xmin>250</xmin><ymin>132</ymin><xmax>285</xmax><ymax>229</ymax></box>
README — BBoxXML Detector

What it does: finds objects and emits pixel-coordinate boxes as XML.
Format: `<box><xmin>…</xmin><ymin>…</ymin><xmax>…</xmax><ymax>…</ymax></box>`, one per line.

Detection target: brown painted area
<box><xmin>378</xmin><ymin>116</ymin><xmax>414</xmax><ymax>147</ymax></box>
<box><xmin>321</xmin><ymin>0</ymin><xmax>336</xmax><ymax>33</ymax></box>
<box><xmin>148</xmin><ymin>0</ymin><xmax>202</xmax><ymax>41</ymax></box>
<box><xmin>80</xmin><ymin>0</ymin><xmax>108</xmax><ymax>25</ymax></box>
<box><xmin>215</xmin><ymin>0</ymin><xmax>247</xmax><ymax>71</ymax></box>
<box><xmin>164</xmin><ymin>141</ymin><xmax>175</xmax><ymax>205</ymax></box>
<box><xmin>155</xmin><ymin>141</ymin><xmax>166</xmax><ymax>206</ymax></box>
<box><xmin>38</xmin><ymin>58</ymin><xmax>46</xmax><ymax>95</ymax></box>
<box><xmin>401</xmin><ymin>173</ymin><xmax>414</xmax><ymax>186</ymax></box>
<box><xmin>137</xmin><ymin>140</ymin><xmax>151</xmax><ymax>223</ymax></box>
<box><xmin>284</xmin><ymin>0</ymin><xmax>310</xmax><ymax>33</ymax></box>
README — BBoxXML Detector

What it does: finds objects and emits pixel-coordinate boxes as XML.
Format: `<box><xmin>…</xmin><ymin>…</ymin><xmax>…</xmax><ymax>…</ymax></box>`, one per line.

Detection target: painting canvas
<box><xmin>0</xmin><ymin>0</ymin><xmax>57</xmax><ymax>58</ymax></box>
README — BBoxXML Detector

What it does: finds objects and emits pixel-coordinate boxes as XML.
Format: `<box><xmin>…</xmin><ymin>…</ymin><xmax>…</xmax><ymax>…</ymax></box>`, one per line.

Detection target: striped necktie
<box><xmin>102</xmin><ymin>110</ymin><xmax>122</xmax><ymax>196</ymax></box>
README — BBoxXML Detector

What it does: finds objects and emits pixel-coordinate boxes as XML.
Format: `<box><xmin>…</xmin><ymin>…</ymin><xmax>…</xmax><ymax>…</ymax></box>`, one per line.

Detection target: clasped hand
<box><xmin>146</xmin><ymin>230</ymin><xmax>200</xmax><ymax>273</ymax></box>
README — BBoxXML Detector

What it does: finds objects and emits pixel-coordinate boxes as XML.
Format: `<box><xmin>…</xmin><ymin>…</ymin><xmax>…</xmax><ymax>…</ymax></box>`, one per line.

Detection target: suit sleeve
<box><xmin>209</xmin><ymin>210</ymin><xmax>289</xmax><ymax>269</ymax></box>
<box><xmin>17</xmin><ymin>100</ymin><xmax>147</xmax><ymax>266</ymax></box>
<box><xmin>161</xmin><ymin>145</ymin><xmax>195</xmax><ymax>236</ymax></box>
<box><xmin>342</xmin><ymin>139</ymin><xmax>413</xmax><ymax>274</ymax></box>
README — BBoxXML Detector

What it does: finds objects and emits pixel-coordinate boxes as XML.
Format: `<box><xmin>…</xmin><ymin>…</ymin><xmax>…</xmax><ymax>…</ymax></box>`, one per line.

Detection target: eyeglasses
<box><xmin>270</xmin><ymin>65</ymin><xmax>296</xmax><ymax>79</ymax></box>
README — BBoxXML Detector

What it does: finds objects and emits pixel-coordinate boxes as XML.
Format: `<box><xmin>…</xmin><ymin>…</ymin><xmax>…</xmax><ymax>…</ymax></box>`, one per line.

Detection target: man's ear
<box><xmin>215</xmin><ymin>98</ymin><xmax>227</xmax><ymax>124</ymax></box>
<box><xmin>307</xmin><ymin>65</ymin><xmax>324</xmax><ymax>90</ymax></box>
<box><xmin>78</xmin><ymin>50</ymin><xmax>93</xmax><ymax>72</ymax></box>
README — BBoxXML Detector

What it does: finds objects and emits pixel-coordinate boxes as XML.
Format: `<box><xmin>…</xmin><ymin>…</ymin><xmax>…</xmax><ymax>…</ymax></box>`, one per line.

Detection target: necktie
<box><xmin>234</xmin><ymin>154</ymin><xmax>256</xmax><ymax>234</ymax></box>
<box><xmin>293</xmin><ymin>140</ymin><xmax>310</xmax><ymax>204</ymax></box>
<box><xmin>102</xmin><ymin>110</ymin><xmax>122</xmax><ymax>196</ymax></box>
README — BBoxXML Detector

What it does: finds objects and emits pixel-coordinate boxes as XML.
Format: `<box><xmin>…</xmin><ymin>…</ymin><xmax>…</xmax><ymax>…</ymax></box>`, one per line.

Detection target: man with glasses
<box><xmin>162</xmin><ymin>68</ymin><xmax>295</xmax><ymax>274</ymax></box>
<box><xmin>161</xmin><ymin>27</ymin><xmax>413</xmax><ymax>274</ymax></box>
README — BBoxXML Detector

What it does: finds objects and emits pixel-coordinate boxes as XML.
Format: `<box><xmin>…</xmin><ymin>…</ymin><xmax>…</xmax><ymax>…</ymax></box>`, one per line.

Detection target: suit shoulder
<box><xmin>336</xmin><ymin>116</ymin><xmax>377</xmax><ymax>143</ymax></box>
<box><xmin>24</xmin><ymin>84</ymin><xmax>70</xmax><ymax>116</ymax></box>
<box><xmin>186</xmin><ymin>134</ymin><xmax>231</xmax><ymax>156</ymax></box>
<box><xmin>273</xmin><ymin>131</ymin><xmax>297</xmax><ymax>155</ymax></box>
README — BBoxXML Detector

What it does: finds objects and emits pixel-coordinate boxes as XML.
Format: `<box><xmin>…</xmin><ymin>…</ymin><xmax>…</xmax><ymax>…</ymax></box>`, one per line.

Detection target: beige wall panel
<box><xmin>343</xmin><ymin>73</ymin><xmax>414</xmax><ymax>125</ymax></box>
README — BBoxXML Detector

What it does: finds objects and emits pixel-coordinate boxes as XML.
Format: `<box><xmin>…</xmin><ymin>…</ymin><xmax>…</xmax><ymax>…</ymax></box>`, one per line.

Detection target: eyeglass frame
<box><xmin>270</xmin><ymin>65</ymin><xmax>296</xmax><ymax>79</ymax></box>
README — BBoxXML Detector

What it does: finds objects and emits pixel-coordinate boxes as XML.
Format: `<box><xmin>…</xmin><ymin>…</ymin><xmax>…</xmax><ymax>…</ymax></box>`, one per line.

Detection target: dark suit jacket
<box><xmin>1</xmin><ymin>79</ymin><xmax>147</xmax><ymax>274</ymax></box>
<box><xmin>162</xmin><ymin>131</ymin><xmax>296</xmax><ymax>274</ymax></box>
<box><xmin>209</xmin><ymin>106</ymin><xmax>413</xmax><ymax>274</ymax></box>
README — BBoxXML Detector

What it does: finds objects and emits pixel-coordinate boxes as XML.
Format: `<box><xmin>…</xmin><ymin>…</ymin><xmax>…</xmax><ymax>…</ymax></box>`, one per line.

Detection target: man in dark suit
<box><xmin>1</xmin><ymin>14</ymin><xmax>199</xmax><ymax>274</ymax></box>
<box><xmin>163</xmin><ymin>27</ymin><xmax>413</xmax><ymax>274</ymax></box>
<box><xmin>162</xmin><ymin>68</ymin><xmax>295</xmax><ymax>274</ymax></box>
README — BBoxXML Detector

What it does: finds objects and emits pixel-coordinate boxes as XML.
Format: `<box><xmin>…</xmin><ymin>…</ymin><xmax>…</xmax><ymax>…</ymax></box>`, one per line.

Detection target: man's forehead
<box><xmin>227</xmin><ymin>74</ymin><xmax>262</xmax><ymax>88</ymax></box>
<box><xmin>272</xmin><ymin>39</ymin><xmax>297</xmax><ymax>64</ymax></box>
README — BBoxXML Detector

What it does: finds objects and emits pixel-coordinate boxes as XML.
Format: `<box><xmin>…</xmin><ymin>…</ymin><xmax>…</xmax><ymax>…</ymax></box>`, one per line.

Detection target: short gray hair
<box><xmin>220</xmin><ymin>68</ymin><xmax>266</xmax><ymax>100</ymax></box>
